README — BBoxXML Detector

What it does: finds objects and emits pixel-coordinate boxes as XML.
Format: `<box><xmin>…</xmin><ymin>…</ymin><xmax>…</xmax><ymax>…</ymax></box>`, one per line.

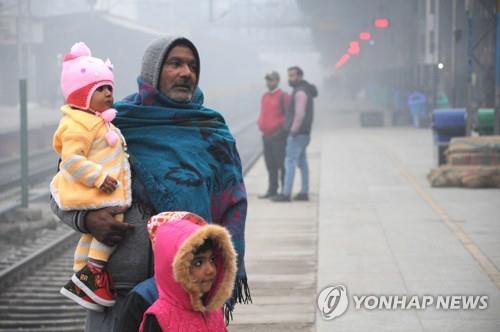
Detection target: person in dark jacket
<box><xmin>257</xmin><ymin>71</ymin><xmax>289</xmax><ymax>198</ymax></box>
<box><xmin>272</xmin><ymin>66</ymin><xmax>318</xmax><ymax>202</ymax></box>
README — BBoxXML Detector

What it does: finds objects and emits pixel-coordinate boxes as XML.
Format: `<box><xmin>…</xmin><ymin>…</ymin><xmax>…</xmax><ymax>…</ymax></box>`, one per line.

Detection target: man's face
<box><xmin>159</xmin><ymin>45</ymin><xmax>197</xmax><ymax>102</ymax></box>
<box><xmin>288</xmin><ymin>69</ymin><xmax>301</xmax><ymax>87</ymax></box>
<box><xmin>266</xmin><ymin>78</ymin><xmax>278</xmax><ymax>91</ymax></box>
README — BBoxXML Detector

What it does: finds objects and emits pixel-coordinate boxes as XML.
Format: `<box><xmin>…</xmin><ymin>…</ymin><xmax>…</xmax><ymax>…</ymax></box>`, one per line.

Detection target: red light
<box><xmin>359</xmin><ymin>32</ymin><xmax>371</xmax><ymax>40</ymax></box>
<box><xmin>348</xmin><ymin>41</ymin><xmax>360</xmax><ymax>55</ymax></box>
<box><xmin>374</xmin><ymin>18</ymin><xmax>389</xmax><ymax>29</ymax></box>
<box><xmin>335</xmin><ymin>54</ymin><xmax>350</xmax><ymax>69</ymax></box>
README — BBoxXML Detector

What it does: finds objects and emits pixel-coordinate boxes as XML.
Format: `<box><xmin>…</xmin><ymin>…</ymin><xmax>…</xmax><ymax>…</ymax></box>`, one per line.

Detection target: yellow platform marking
<box><xmin>380</xmin><ymin>141</ymin><xmax>500</xmax><ymax>291</ymax></box>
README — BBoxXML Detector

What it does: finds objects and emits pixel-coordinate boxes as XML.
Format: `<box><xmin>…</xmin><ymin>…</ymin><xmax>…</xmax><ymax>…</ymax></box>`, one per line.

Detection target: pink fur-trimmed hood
<box><xmin>140</xmin><ymin>212</ymin><xmax>236</xmax><ymax>332</ymax></box>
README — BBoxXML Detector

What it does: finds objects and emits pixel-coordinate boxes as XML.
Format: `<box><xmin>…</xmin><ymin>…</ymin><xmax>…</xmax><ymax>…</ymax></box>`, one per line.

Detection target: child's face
<box><xmin>190</xmin><ymin>249</ymin><xmax>216</xmax><ymax>294</ymax></box>
<box><xmin>89</xmin><ymin>85</ymin><xmax>114</xmax><ymax>112</ymax></box>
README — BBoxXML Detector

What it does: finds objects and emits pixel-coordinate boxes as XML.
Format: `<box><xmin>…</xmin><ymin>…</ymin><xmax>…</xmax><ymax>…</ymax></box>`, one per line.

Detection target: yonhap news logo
<box><xmin>317</xmin><ymin>285</ymin><xmax>349</xmax><ymax>320</ymax></box>
<box><xmin>317</xmin><ymin>284</ymin><xmax>489</xmax><ymax>321</ymax></box>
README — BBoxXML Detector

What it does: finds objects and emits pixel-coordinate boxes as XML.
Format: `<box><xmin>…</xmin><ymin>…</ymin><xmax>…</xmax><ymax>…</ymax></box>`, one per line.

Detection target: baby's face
<box><xmin>190</xmin><ymin>249</ymin><xmax>217</xmax><ymax>294</ymax></box>
<box><xmin>90</xmin><ymin>85</ymin><xmax>114</xmax><ymax>113</ymax></box>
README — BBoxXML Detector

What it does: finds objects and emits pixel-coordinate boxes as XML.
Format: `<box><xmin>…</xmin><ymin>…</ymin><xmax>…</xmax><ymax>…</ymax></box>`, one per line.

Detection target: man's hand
<box><xmin>84</xmin><ymin>206</ymin><xmax>134</xmax><ymax>246</ymax></box>
<box><xmin>100</xmin><ymin>175</ymin><xmax>118</xmax><ymax>194</ymax></box>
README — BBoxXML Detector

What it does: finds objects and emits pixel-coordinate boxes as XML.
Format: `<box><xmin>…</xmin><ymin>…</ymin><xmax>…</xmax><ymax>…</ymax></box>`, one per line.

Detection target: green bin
<box><xmin>477</xmin><ymin>108</ymin><xmax>494</xmax><ymax>136</ymax></box>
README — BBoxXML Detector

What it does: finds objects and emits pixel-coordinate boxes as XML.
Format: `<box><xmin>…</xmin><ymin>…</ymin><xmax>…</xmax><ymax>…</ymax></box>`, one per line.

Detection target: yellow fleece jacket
<box><xmin>50</xmin><ymin>105</ymin><xmax>132</xmax><ymax>210</ymax></box>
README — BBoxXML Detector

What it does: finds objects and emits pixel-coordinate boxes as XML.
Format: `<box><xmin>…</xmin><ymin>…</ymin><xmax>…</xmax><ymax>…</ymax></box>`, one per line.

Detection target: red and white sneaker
<box><xmin>60</xmin><ymin>279</ymin><xmax>104</xmax><ymax>312</ymax></box>
<box><xmin>71</xmin><ymin>264</ymin><xmax>116</xmax><ymax>307</ymax></box>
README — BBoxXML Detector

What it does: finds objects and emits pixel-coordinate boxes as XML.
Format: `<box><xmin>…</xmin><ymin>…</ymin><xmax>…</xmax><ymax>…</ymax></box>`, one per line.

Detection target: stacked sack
<box><xmin>428</xmin><ymin>136</ymin><xmax>500</xmax><ymax>188</ymax></box>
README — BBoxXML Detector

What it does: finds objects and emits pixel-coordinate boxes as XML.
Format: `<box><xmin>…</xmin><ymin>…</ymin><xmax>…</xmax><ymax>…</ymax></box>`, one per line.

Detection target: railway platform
<box><xmin>231</xmin><ymin>99</ymin><xmax>500</xmax><ymax>332</ymax></box>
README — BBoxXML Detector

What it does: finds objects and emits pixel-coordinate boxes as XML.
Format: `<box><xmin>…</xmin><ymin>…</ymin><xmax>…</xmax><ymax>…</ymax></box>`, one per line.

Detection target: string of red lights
<box><xmin>334</xmin><ymin>18</ymin><xmax>390</xmax><ymax>70</ymax></box>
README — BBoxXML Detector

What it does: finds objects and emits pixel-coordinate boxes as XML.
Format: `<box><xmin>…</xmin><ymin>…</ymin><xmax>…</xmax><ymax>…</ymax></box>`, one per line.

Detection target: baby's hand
<box><xmin>100</xmin><ymin>175</ymin><xmax>118</xmax><ymax>194</ymax></box>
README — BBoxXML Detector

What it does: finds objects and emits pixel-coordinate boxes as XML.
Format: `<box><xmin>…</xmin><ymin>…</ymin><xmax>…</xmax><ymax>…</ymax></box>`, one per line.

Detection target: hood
<box><xmin>152</xmin><ymin>217</ymin><xmax>237</xmax><ymax>313</ymax></box>
<box><xmin>140</xmin><ymin>36</ymin><xmax>201</xmax><ymax>92</ymax></box>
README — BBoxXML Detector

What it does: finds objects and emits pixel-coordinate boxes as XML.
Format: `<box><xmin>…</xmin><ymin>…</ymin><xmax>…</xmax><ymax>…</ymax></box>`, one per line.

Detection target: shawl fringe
<box><xmin>234</xmin><ymin>276</ymin><xmax>252</xmax><ymax>305</ymax></box>
<box><xmin>223</xmin><ymin>276</ymin><xmax>252</xmax><ymax>325</ymax></box>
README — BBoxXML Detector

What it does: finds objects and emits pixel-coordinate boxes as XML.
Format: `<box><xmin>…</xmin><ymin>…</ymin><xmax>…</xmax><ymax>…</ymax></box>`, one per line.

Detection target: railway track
<box><xmin>0</xmin><ymin>148</ymin><xmax>58</xmax><ymax>217</ymax></box>
<box><xmin>0</xmin><ymin>121</ymin><xmax>261</xmax><ymax>331</ymax></box>
<box><xmin>0</xmin><ymin>238</ymin><xmax>83</xmax><ymax>332</ymax></box>
<box><xmin>0</xmin><ymin>149</ymin><xmax>58</xmax><ymax>193</ymax></box>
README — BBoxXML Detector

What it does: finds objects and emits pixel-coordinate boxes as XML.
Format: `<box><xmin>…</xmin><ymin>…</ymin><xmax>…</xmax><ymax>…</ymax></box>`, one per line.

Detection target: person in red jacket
<box><xmin>257</xmin><ymin>71</ymin><xmax>289</xmax><ymax>198</ymax></box>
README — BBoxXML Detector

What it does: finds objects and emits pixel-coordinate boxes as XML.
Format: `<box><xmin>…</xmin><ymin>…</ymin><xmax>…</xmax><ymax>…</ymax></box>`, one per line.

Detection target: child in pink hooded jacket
<box><xmin>139</xmin><ymin>211</ymin><xmax>237</xmax><ymax>332</ymax></box>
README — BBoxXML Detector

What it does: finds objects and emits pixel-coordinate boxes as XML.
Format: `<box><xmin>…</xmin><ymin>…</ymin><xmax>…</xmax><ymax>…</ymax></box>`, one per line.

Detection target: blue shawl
<box><xmin>114</xmin><ymin>79</ymin><xmax>250</xmax><ymax>315</ymax></box>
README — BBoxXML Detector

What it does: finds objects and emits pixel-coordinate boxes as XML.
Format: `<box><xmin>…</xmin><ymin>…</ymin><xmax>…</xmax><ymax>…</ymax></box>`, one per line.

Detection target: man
<box><xmin>51</xmin><ymin>36</ymin><xmax>250</xmax><ymax>331</ymax></box>
<box><xmin>257</xmin><ymin>71</ymin><xmax>289</xmax><ymax>198</ymax></box>
<box><xmin>272</xmin><ymin>66</ymin><xmax>318</xmax><ymax>202</ymax></box>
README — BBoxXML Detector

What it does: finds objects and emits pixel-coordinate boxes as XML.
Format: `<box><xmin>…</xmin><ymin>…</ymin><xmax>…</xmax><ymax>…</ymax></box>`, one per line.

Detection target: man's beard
<box><xmin>168</xmin><ymin>79</ymin><xmax>194</xmax><ymax>102</ymax></box>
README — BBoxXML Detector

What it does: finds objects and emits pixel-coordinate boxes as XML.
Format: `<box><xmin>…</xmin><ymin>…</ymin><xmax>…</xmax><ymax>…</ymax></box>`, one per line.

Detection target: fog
<box><xmin>1</xmin><ymin>2</ymin><xmax>499</xmax><ymax>331</ymax></box>
<box><xmin>1</xmin><ymin>0</ymin><xmax>497</xmax><ymax>172</ymax></box>
<box><xmin>0</xmin><ymin>0</ymin><xmax>325</xmax><ymax>131</ymax></box>
<box><xmin>2</xmin><ymin>1</ymin><xmax>485</xmax><ymax>134</ymax></box>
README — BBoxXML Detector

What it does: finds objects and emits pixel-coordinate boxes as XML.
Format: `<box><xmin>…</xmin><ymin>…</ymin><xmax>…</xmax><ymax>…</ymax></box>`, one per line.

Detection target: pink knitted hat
<box><xmin>60</xmin><ymin>42</ymin><xmax>114</xmax><ymax>110</ymax></box>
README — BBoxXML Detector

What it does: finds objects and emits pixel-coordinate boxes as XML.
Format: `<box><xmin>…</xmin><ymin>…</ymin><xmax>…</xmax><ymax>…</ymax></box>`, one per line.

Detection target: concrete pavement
<box><xmin>230</xmin><ymin>125</ymin><xmax>321</xmax><ymax>332</ymax></box>
<box><xmin>317</xmin><ymin>101</ymin><xmax>500</xmax><ymax>332</ymax></box>
<box><xmin>231</xmin><ymin>99</ymin><xmax>500</xmax><ymax>332</ymax></box>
